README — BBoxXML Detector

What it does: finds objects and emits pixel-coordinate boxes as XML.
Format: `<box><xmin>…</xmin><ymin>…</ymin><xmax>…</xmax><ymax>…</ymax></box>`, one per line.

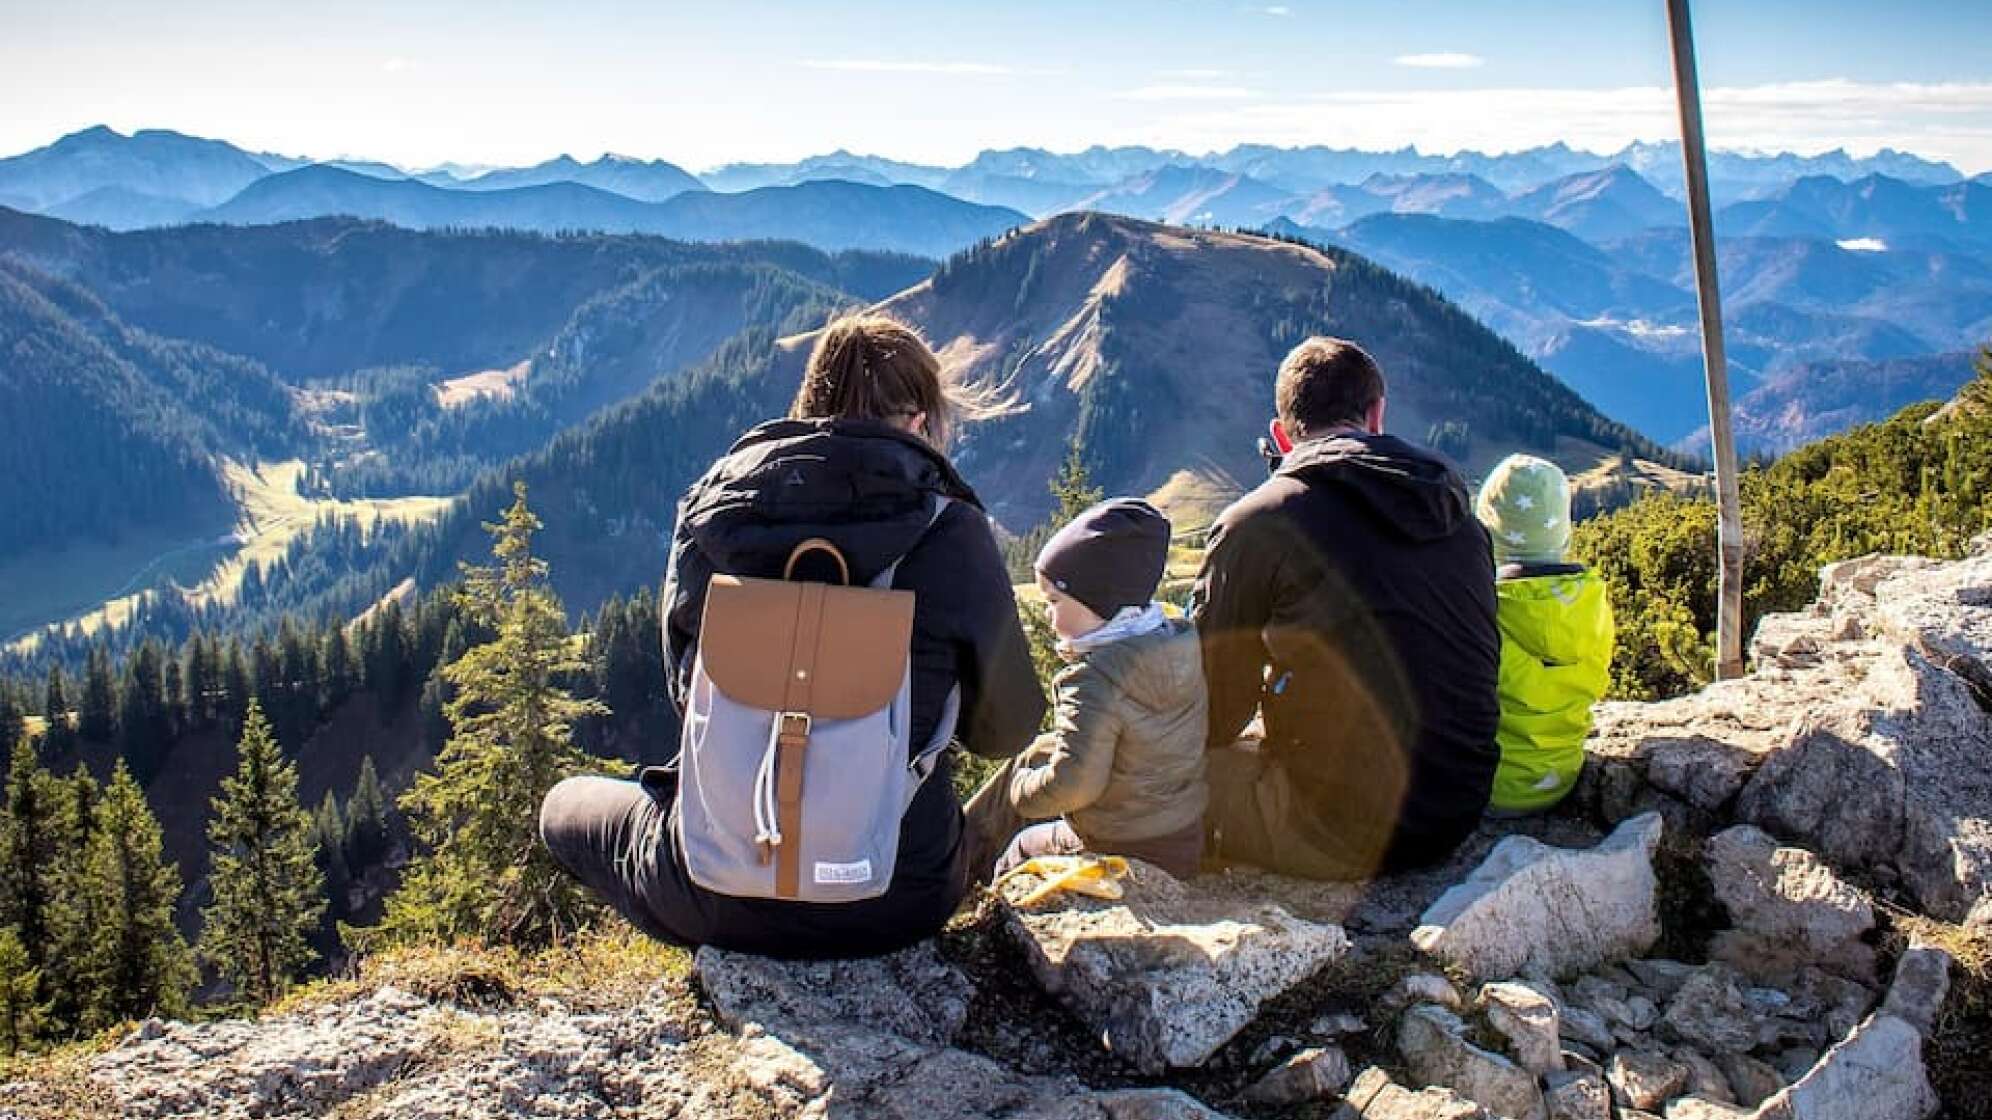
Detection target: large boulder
<box><xmin>1411</xmin><ymin>813</ymin><xmax>1663</xmax><ymax>980</ymax></box>
<box><xmin>1480</xmin><ymin>981</ymin><xmax>1564</xmax><ymax>1075</ymax></box>
<box><xmin>1752</xmin><ymin>1013</ymin><xmax>1938</xmax><ymax>1120</ymax></box>
<box><xmin>1397</xmin><ymin>1005</ymin><xmax>1546</xmax><ymax>1120</ymax></box>
<box><xmin>694</xmin><ymin>941</ymin><xmax>973</xmax><ymax>1046</ymax></box>
<box><xmin>1339</xmin><ymin>1066</ymin><xmax>1493</xmax><ymax>1120</ymax></box>
<box><xmin>1660</xmin><ymin>963</ymin><xmax>1761</xmax><ymax>1056</ymax></box>
<box><xmin>998</xmin><ymin>858</ymin><xmax>1350</xmax><ymax>1074</ymax></box>
<box><xmin>1703</xmin><ymin>826</ymin><xmax>1875</xmax><ymax>982</ymax></box>
<box><xmin>1591</xmin><ymin>549</ymin><xmax>1992</xmax><ymax>929</ymax></box>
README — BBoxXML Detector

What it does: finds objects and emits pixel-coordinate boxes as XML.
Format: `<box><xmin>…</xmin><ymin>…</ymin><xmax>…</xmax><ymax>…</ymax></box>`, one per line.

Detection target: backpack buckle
<box><xmin>776</xmin><ymin>712</ymin><xmax>812</xmax><ymax>743</ymax></box>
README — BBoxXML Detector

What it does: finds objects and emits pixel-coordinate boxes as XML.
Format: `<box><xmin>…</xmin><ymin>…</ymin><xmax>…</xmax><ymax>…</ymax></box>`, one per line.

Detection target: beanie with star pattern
<box><xmin>1474</xmin><ymin>453</ymin><xmax>1572</xmax><ymax>566</ymax></box>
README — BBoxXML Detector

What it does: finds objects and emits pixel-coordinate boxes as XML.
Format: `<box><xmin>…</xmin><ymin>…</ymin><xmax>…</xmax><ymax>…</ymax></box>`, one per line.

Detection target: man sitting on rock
<box><xmin>1192</xmin><ymin>336</ymin><xmax>1500</xmax><ymax>879</ymax></box>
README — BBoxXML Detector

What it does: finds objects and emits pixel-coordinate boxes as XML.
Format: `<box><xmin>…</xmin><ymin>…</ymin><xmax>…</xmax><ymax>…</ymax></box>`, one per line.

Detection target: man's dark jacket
<box><xmin>1194</xmin><ymin>431</ymin><xmax>1500</xmax><ymax>873</ymax></box>
<box><xmin>659</xmin><ymin>417</ymin><xmax>1045</xmax><ymax>957</ymax></box>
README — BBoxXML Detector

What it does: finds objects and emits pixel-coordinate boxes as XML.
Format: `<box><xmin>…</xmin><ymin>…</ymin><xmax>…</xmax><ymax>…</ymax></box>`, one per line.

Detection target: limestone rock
<box><xmin>1736</xmin><ymin>555</ymin><xmax>1992</xmax><ymax>929</ymax></box>
<box><xmin>1672</xmin><ymin>1047</ymin><xmax>1734</xmax><ymax>1104</ymax></box>
<box><xmin>1626</xmin><ymin>959</ymin><xmax>1697</xmax><ymax>998</ymax></box>
<box><xmin>1590</xmin><ymin>550</ymin><xmax>1992</xmax><ymax>929</ymax></box>
<box><xmin>1098</xmin><ymin>1088</ymin><xmax>1238</xmax><ymax>1119</ymax></box>
<box><xmin>998</xmin><ymin>857</ymin><xmax>1350</xmax><ymax>1073</ymax></box>
<box><xmin>1339</xmin><ymin>1066</ymin><xmax>1492</xmax><ymax>1120</ymax></box>
<box><xmin>1243</xmin><ymin>1045</ymin><xmax>1352</xmax><ymax>1105</ymax></box>
<box><xmin>1661</xmin><ymin>964</ymin><xmax>1760</xmax><ymax>1055</ymax></box>
<box><xmin>1397</xmin><ymin>1005</ymin><xmax>1546</xmax><ymax>1120</ymax></box>
<box><xmin>1879</xmin><ymin>943</ymin><xmax>1953</xmax><ymax>1036</ymax></box>
<box><xmin>1382</xmin><ymin>972</ymin><xmax>1467</xmax><ymax>1012</ymax></box>
<box><xmin>1704</xmin><ymin>825</ymin><xmax>1876</xmax><ymax>981</ymax></box>
<box><xmin>1559</xmin><ymin>1005</ymin><xmax>1618</xmax><ymax>1053</ymax></box>
<box><xmin>694</xmin><ymin>940</ymin><xmax>972</xmax><ymax>1046</ymax></box>
<box><xmin>1480</xmin><ymin>981</ymin><xmax>1564</xmax><ymax>1075</ymax></box>
<box><xmin>1543</xmin><ymin>1070</ymin><xmax>1613</xmax><ymax>1120</ymax></box>
<box><xmin>1412</xmin><ymin>813</ymin><xmax>1663</xmax><ymax>980</ymax></box>
<box><xmin>1310</xmin><ymin>1010</ymin><xmax>1368</xmax><ymax>1038</ymax></box>
<box><xmin>84</xmin><ymin>986</ymin><xmax>453</xmax><ymax>1118</ymax></box>
<box><xmin>1717</xmin><ymin>1053</ymin><xmax>1786</xmax><ymax>1109</ymax></box>
<box><xmin>1664</xmin><ymin>1099</ymin><xmax>1752</xmax><ymax>1120</ymax></box>
<box><xmin>1608</xmin><ymin>1049</ymin><xmax>1692</xmax><ymax>1112</ymax></box>
<box><xmin>1754</xmin><ymin>1013</ymin><xmax>1937</xmax><ymax>1120</ymax></box>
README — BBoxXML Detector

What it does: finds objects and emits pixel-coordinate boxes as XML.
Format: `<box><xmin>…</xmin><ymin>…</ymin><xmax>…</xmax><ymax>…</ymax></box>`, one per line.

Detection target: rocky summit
<box><xmin>6</xmin><ymin>542</ymin><xmax>1989</xmax><ymax>1119</ymax></box>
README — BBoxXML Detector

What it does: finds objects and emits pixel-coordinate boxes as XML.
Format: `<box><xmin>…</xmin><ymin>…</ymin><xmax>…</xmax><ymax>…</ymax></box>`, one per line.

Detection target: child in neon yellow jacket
<box><xmin>1474</xmin><ymin>455</ymin><xmax>1615</xmax><ymax>813</ymax></box>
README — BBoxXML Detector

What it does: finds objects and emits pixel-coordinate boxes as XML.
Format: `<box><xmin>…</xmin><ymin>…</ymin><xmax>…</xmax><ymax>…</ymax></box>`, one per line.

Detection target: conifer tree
<box><xmin>117</xmin><ymin>641</ymin><xmax>170</xmax><ymax>782</ymax></box>
<box><xmin>61</xmin><ymin>762</ymin><xmax>193</xmax><ymax>1029</ymax></box>
<box><xmin>40</xmin><ymin>666</ymin><xmax>74</xmax><ymax>757</ymax></box>
<box><xmin>199</xmin><ymin>702</ymin><xmax>323</xmax><ymax>1005</ymax></box>
<box><xmin>344</xmin><ymin>755</ymin><xmax>390</xmax><ymax>869</ymax></box>
<box><xmin>78</xmin><ymin>645</ymin><xmax>116</xmax><ymax>744</ymax></box>
<box><xmin>310</xmin><ymin>792</ymin><xmax>350</xmax><ymax>892</ymax></box>
<box><xmin>0</xmin><ymin>927</ymin><xmax>46</xmax><ymax>1055</ymax></box>
<box><xmin>0</xmin><ymin>688</ymin><xmax>22</xmax><ymax>755</ymax></box>
<box><xmin>0</xmin><ymin>739</ymin><xmax>67</xmax><ymax>976</ymax></box>
<box><xmin>39</xmin><ymin>766</ymin><xmax>99</xmax><ymax>1035</ymax></box>
<box><xmin>221</xmin><ymin>641</ymin><xmax>252</xmax><ymax>732</ymax></box>
<box><xmin>179</xmin><ymin>636</ymin><xmax>213</xmax><ymax>731</ymax></box>
<box><xmin>371</xmin><ymin>483</ymin><xmax>609</xmax><ymax>948</ymax></box>
<box><xmin>319</xmin><ymin>627</ymin><xmax>357</xmax><ymax>711</ymax></box>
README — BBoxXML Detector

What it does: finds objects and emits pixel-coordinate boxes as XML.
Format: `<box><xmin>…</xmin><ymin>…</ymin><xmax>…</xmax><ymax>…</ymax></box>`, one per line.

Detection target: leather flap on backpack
<box><xmin>701</xmin><ymin>574</ymin><xmax>916</xmax><ymax>719</ymax></box>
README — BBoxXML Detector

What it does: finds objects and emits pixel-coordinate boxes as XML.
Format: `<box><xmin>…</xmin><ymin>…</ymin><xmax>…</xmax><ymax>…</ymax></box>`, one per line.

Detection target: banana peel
<box><xmin>1000</xmin><ymin>854</ymin><xmax>1131</xmax><ymax>907</ymax></box>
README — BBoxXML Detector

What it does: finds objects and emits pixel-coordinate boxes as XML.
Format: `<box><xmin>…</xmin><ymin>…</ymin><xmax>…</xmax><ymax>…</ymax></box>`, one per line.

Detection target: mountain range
<box><xmin>0</xmin><ymin>205</ymin><xmax>1675</xmax><ymax>660</ymax></box>
<box><xmin>1</xmin><ymin>123</ymin><xmax>1987</xmax><ymax>641</ymax></box>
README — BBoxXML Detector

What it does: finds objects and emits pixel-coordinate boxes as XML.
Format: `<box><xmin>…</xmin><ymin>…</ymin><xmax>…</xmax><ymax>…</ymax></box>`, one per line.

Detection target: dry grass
<box><xmin>1881</xmin><ymin>906</ymin><xmax>1992</xmax><ymax>1118</ymax></box>
<box><xmin>0</xmin><ymin>1027</ymin><xmax>129</xmax><ymax>1120</ymax></box>
<box><xmin>274</xmin><ymin>922</ymin><xmax>690</xmax><ymax>1018</ymax></box>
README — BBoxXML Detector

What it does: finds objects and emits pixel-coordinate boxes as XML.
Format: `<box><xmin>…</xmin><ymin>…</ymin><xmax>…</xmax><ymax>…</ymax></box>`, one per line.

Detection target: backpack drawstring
<box><xmin>752</xmin><ymin>717</ymin><xmax>783</xmax><ymax>851</ymax></box>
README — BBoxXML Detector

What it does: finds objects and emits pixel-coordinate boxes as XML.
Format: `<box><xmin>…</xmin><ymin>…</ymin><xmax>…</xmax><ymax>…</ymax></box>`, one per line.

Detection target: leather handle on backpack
<box><xmin>783</xmin><ymin>538</ymin><xmax>851</xmax><ymax>585</ymax></box>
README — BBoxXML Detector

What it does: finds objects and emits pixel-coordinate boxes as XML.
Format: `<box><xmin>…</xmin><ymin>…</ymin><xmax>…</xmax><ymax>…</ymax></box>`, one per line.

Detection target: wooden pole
<box><xmin>1665</xmin><ymin>0</ymin><xmax>1746</xmax><ymax>680</ymax></box>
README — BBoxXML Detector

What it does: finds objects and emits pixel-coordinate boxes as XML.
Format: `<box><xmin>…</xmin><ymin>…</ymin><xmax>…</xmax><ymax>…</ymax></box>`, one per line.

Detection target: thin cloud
<box><xmin>1394</xmin><ymin>52</ymin><xmax>1485</xmax><ymax>70</ymax></box>
<box><xmin>1158</xmin><ymin>68</ymin><xmax>1231</xmax><ymax>80</ymax></box>
<box><xmin>803</xmin><ymin>59</ymin><xmax>1012</xmax><ymax>76</ymax></box>
<box><xmin>1116</xmin><ymin>84</ymin><xmax>1257</xmax><ymax>102</ymax></box>
<box><xmin>382</xmin><ymin>57</ymin><xmax>414</xmax><ymax>73</ymax></box>
<box><xmin>1262</xmin><ymin>6</ymin><xmax>1292</xmax><ymax>15</ymax></box>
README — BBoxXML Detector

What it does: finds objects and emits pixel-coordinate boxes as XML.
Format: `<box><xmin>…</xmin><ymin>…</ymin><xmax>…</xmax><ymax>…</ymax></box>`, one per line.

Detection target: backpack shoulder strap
<box><xmin>868</xmin><ymin>494</ymin><xmax>954</xmax><ymax>590</ymax></box>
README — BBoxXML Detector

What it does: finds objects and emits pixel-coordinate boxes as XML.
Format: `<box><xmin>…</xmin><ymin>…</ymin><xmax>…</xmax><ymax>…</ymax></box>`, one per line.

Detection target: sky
<box><xmin>3</xmin><ymin>0</ymin><xmax>1991</xmax><ymax>173</ymax></box>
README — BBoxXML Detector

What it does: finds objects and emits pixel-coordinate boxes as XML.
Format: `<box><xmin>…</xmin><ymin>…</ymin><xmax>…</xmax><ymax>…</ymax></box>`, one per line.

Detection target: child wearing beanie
<box><xmin>997</xmin><ymin>498</ymin><xmax>1209</xmax><ymax>878</ymax></box>
<box><xmin>1474</xmin><ymin>455</ymin><xmax>1616</xmax><ymax>814</ymax></box>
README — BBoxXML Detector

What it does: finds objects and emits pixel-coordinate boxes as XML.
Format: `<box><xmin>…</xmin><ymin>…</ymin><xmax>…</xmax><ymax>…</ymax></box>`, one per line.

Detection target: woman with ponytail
<box><xmin>539</xmin><ymin>314</ymin><xmax>1045</xmax><ymax>958</ymax></box>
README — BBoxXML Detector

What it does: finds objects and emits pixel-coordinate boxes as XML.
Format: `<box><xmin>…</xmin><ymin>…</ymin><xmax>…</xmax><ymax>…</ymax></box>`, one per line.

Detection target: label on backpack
<box><xmin>813</xmin><ymin>859</ymin><xmax>874</xmax><ymax>885</ymax></box>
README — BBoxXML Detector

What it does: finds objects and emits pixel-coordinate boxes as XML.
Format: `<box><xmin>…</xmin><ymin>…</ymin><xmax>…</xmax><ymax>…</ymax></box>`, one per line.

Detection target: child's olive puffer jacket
<box><xmin>1007</xmin><ymin>618</ymin><xmax>1209</xmax><ymax>843</ymax></box>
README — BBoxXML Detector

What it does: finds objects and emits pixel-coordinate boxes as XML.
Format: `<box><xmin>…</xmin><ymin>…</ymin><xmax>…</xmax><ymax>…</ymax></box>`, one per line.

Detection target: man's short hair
<box><xmin>1276</xmin><ymin>337</ymin><xmax>1385</xmax><ymax>437</ymax></box>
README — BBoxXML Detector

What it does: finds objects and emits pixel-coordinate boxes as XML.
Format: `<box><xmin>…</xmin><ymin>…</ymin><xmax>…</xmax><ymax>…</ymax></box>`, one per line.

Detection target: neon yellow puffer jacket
<box><xmin>1489</xmin><ymin>569</ymin><xmax>1615</xmax><ymax>812</ymax></box>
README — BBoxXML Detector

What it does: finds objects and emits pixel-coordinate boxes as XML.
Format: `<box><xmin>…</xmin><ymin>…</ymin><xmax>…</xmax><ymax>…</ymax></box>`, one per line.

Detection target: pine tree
<box><xmin>221</xmin><ymin>641</ymin><xmax>252</xmax><ymax>732</ymax></box>
<box><xmin>1050</xmin><ymin>439</ymin><xmax>1104</xmax><ymax>524</ymax></box>
<box><xmin>180</xmin><ymin>635</ymin><xmax>213</xmax><ymax>731</ymax></box>
<box><xmin>370</xmin><ymin>483</ymin><xmax>610</xmax><ymax>948</ymax></box>
<box><xmin>310</xmin><ymin>792</ymin><xmax>350</xmax><ymax>893</ymax></box>
<box><xmin>40</xmin><ymin>766</ymin><xmax>99</xmax><ymax>1034</ymax></box>
<box><xmin>345</xmin><ymin>755</ymin><xmax>390</xmax><ymax>869</ymax></box>
<box><xmin>0</xmin><ymin>927</ymin><xmax>46</xmax><ymax>1055</ymax></box>
<box><xmin>40</xmin><ymin>666</ymin><xmax>74</xmax><ymax>757</ymax></box>
<box><xmin>0</xmin><ymin>739</ymin><xmax>67</xmax><ymax>977</ymax></box>
<box><xmin>199</xmin><ymin>702</ymin><xmax>324</xmax><ymax>1005</ymax></box>
<box><xmin>78</xmin><ymin>644</ymin><xmax>116</xmax><ymax>744</ymax></box>
<box><xmin>0</xmin><ymin>688</ymin><xmax>22</xmax><ymax>755</ymax></box>
<box><xmin>117</xmin><ymin>641</ymin><xmax>170</xmax><ymax>782</ymax></box>
<box><xmin>319</xmin><ymin>627</ymin><xmax>357</xmax><ymax>711</ymax></box>
<box><xmin>62</xmin><ymin>762</ymin><xmax>193</xmax><ymax>1029</ymax></box>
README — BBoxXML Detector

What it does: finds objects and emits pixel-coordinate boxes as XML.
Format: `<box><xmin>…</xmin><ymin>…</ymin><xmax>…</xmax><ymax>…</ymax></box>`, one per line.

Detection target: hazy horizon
<box><xmin>5</xmin><ymin>1</ymin><xmax>1992</xmax><ymax>174</ymax></box>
